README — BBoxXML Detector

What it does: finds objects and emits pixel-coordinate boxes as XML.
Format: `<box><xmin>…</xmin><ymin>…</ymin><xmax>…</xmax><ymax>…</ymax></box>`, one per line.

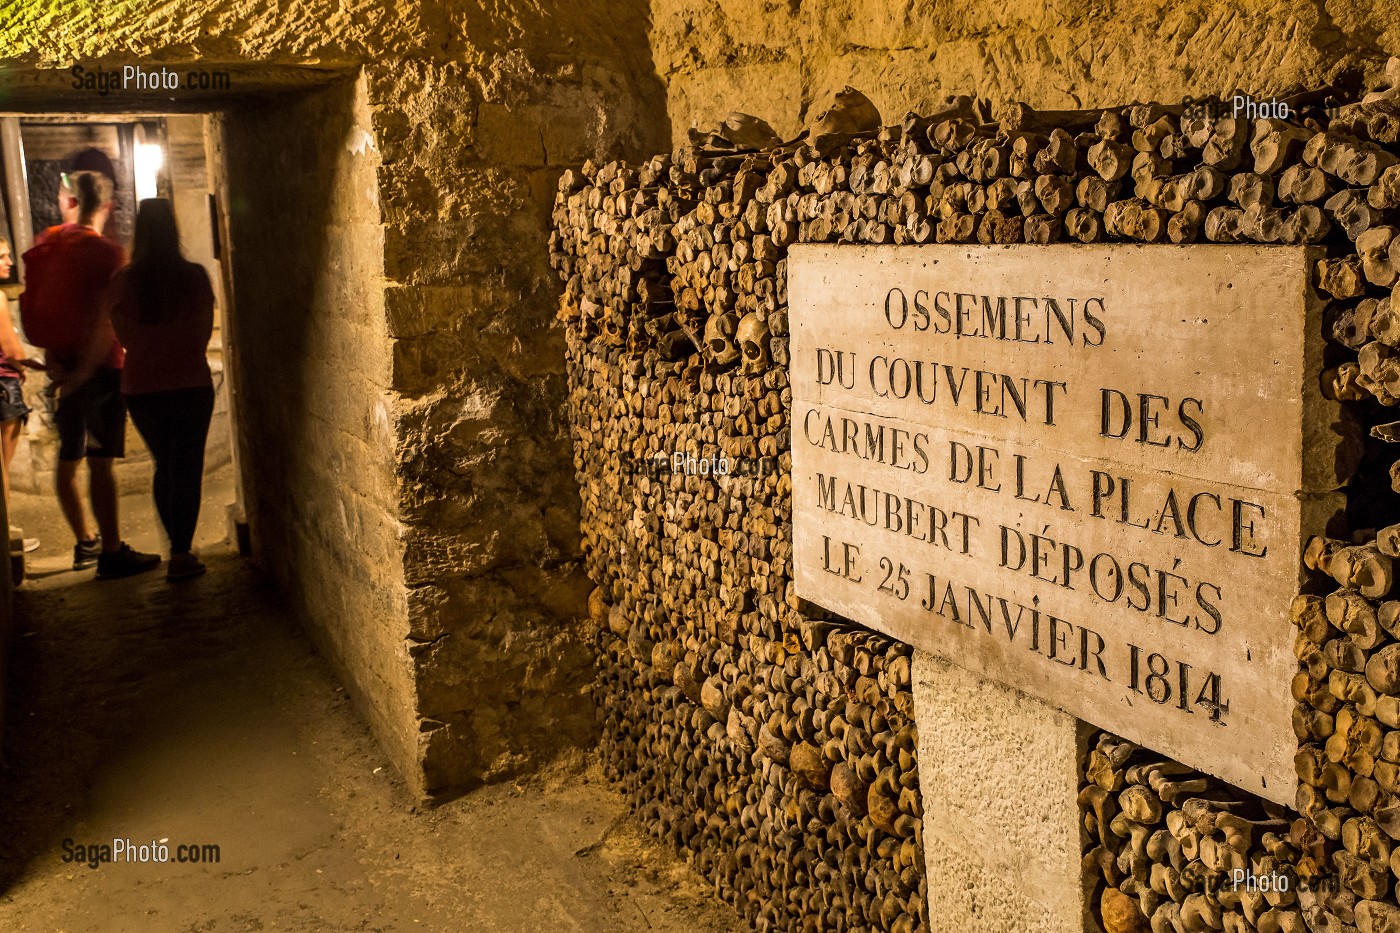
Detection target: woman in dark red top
<box><xmin>108</xmin><ymin>198</ymin><xmax>215</xmax><ymax>581</ymax></box>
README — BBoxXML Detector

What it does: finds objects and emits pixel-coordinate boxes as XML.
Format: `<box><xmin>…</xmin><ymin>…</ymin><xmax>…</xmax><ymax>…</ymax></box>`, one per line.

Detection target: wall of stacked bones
<box><xmin>550</xmin><ymin>75</ymin><xmax>1400</xmax><ymax>933</ymax></box>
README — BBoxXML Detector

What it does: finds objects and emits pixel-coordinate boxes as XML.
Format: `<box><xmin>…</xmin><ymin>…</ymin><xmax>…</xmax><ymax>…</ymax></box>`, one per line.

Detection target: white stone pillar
<box><xmin>913</xmin><ymin>651</ymin><xmax>1089</xmax><ymax>933</ymax></box>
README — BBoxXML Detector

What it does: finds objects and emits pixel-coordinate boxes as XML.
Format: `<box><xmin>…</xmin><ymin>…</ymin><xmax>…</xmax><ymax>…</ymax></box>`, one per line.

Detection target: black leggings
<box><xmin>126</xmin><ymin>386</ymin><xmax>215</xmax><ymax>554</ymax></box>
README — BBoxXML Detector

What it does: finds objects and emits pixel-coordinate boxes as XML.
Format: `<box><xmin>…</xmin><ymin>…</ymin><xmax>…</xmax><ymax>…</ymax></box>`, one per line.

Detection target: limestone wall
<box><xmin>367</xmin><ymin>56</ymin><xmax>630</xmax><ymax>790</ymax></box>
<box><xmin>212</xmin><ymin>76</ymin><xmax>418</xmax><ymax>780</ymax></box>
<box><xmin>650</xmin><ymin>0</ymin><xmax>1400</xmax><ymax>147</ymax></box>
<box><xmin>357</xmin><ymin>5</ymin><xmax>668</xmax><ymax>790</ymax></box>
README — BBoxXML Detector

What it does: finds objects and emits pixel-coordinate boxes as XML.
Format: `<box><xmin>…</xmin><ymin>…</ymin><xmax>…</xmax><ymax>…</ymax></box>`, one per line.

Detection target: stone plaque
<box><xmin>789</xmin><ymin>244</ymin><xmax>1344</xmax><ymax>805</ymax></box>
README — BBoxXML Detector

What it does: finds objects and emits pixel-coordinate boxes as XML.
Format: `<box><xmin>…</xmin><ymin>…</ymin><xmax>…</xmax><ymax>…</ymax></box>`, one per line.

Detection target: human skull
<box><xmin>810</xmin><ymin>86</ymin><xmax>882</xmax><ymax>138</ymax></box>
<box><xmin>736</xmin><ymin>312</ymin><xmax>771</xmax><ymax>374</ymax></box>
<box><xmin>704</xmin><ymin>312</ymin><xmax>740</xmax><ymax>366</ymax></box>
<box><xmin>601</xmin><ymin>304</ymin><xmax>626</xmax><ymax>345</ymax></box>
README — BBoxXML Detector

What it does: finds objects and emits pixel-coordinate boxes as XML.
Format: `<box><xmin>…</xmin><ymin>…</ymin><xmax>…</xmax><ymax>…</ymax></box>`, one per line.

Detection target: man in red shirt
<box><xmin>20</xmin><ymin>170</ymin><xmax>160</xmax><ymax>579</ymax></box>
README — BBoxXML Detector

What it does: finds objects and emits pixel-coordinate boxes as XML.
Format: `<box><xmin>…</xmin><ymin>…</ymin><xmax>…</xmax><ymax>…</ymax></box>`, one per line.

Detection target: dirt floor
<box><xmin>0</xmin><ymin>465</ymin><xmax>740</xmax><ymax>933</ymax></box>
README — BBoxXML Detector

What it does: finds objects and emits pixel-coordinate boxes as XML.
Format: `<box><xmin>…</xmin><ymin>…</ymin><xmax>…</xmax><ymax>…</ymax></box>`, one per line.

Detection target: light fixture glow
<box><xmin>134</xmin><ymin>142</ymin><xmax>164</xmax><ymax>202</ymax></box>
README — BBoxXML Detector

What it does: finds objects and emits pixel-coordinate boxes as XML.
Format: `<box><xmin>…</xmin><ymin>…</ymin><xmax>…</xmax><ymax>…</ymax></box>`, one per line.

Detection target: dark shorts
<box><xmin>0</xmin><ymin>375</ymin><xmax>29</xmax><ymax>424</ymax></box>
<box><xmin>55</xmin><ymin>368</ymin><xmax>126</xmax><ymax>461</ymax></box>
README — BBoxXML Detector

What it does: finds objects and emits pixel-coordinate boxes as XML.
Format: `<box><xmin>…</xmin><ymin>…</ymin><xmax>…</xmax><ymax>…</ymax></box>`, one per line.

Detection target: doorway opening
<box><xmin>0</xmin><ymin>112</ymin><xmax>241</xmax><ymax>570</ymax></box>
<box><xmin>0</xmin><ymin>70</ymin><xmax>425</xmax><ymax>893</ymax></box>
<box><xmin>0</xmin><ymin>67</ymin><xmax>424</xmax><ymax>808</ymax></box>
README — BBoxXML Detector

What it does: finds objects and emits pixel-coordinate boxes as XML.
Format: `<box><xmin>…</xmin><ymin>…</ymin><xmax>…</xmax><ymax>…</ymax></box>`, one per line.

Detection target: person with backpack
<box><xmin>20</xmin><ymin>170</ymin><xmax>160</xmax><ymax>579</ymax></box>
<box><xmin>107</xmin><ymin>199</ymin><xmax>216</xmax><ymax>581</ymax></box>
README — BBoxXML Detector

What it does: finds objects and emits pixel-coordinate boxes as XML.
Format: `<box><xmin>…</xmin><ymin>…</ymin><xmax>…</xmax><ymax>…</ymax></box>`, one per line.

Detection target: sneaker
<box><xmin>73</xmin><ymin>536</ymin><xmax>102</xmax><ymax>570</ymax></box>
<box><xmin>8</xmin><ymin>528</ymin><xmax>36</xmax><ymax>555</ymax></box>
<box><xmin>166</xmin><ymin>554</ymin><xmax>207</xmax><ymax>582</ymax></box>
<box><xmin>95</xmin><ymin>543</ymin><xmax>161</xmax><ymax>580</ymax></box>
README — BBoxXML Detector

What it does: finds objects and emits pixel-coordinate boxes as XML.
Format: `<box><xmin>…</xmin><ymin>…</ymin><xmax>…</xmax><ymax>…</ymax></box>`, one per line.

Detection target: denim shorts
<box><xmin>0</xmin><ymin>375</ymin><xmax>29</xmax><ymax>424</ymax></box>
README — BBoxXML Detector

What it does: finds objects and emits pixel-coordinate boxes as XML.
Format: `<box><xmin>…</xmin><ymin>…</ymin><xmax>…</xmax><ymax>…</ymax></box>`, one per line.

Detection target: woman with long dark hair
<box><xmin>108</xmin><ymin>198</ymin><xmax>215</xmax><ymax>581</ymax></box>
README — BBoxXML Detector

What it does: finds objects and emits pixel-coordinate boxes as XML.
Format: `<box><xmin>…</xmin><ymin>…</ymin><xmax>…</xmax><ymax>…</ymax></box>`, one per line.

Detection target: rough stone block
<box><xmin>914</xmin><ymin>651</ymin><xmax>1085</xmax><ymax>933</ymax></box>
